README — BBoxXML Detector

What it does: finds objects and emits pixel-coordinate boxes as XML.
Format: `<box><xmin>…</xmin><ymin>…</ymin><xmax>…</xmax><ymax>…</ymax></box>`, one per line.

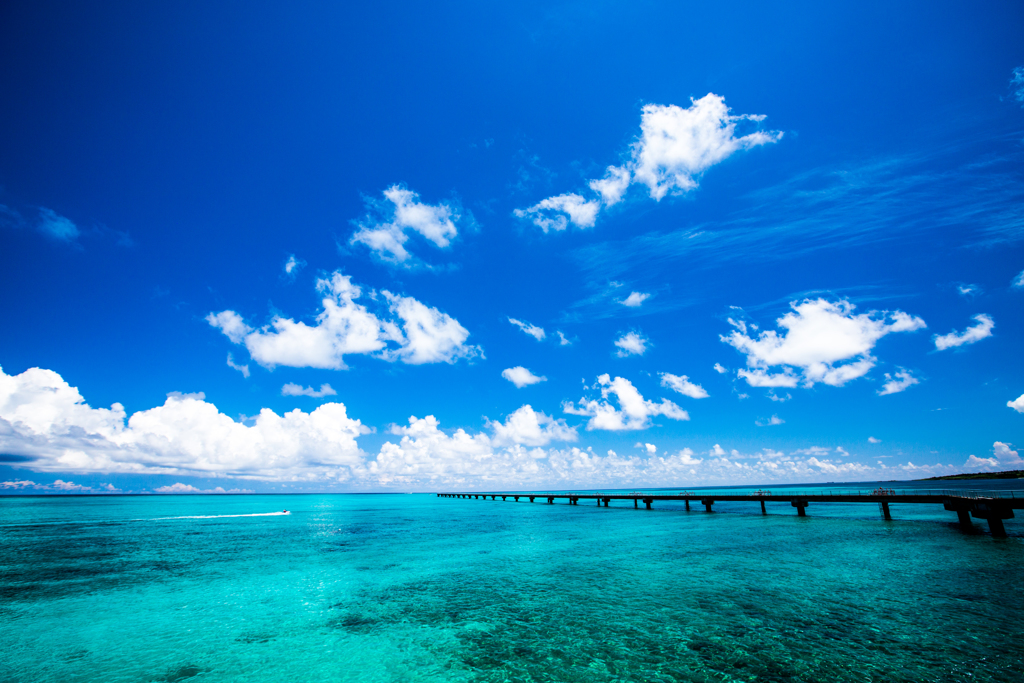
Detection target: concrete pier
<box><xmin>439</xmin><ymin>490</ymin><xmax>1021</xmax><ymax>539</ymax></box>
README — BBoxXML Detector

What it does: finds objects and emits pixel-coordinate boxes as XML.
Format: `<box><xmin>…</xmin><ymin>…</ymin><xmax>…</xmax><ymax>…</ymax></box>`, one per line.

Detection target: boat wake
<box><xmin>154</xmin><ymin>511</ymin><xmax>291</xmax><ymax>520</ymax></box>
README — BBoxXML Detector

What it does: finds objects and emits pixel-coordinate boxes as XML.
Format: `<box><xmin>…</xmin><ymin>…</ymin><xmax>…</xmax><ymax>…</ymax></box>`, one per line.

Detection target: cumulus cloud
<box><xmin>1013</xmin><ymin>270</ymin><xmax>1024</xmax><ymax>288</ymax></box>
<box><xmin>513</xmin><ymin>193</ymin><xmax>601</xmax><ymax>232</ymax></box>
<box><xmin>965</xmin><ymin>455</ymin><xmax>998</xmax><ymax>469</ymax></box>
<box><xmin>621</xmin><ymin>292</ymin><xmax>650</xmax><ymax>307</ymax></box>
<box><xmin>1008</xmin><ymin>394</ymin><xmax>1024</xmax><ymax>413</ymax></box>
<box><xmin>868</xmin><ymin>437</ymin><xmax>881</xmax><ymax>444</ymax></box>
<box><xmin>37</xmin><ymin>208</ymin><xmax>80</xmax><ymax>242</ymax></box>
<box><xmin>756</xmin><ymin>415</ymin><xmax>784</xmax><ymax>427</ymax></box>
<box><xmin>563</xmin><ymin>374</ymin><xmax>688</xmax><ymax>431</ymax></box>
<box><xmin>226</xmin><ymin>353</ymin><xmax>250</xmax><ymax>378</ymax></box>
<box><xmin>487</xmin><ymin>405</ymin><xmax>577</xmax><ymax>447</ymax></box>
<box><xmin>350</xmin><ymin>185</ymin><xmax>463</xmax><ymax>265</ymax></box>
<box><xmin>281</xmin><ymin>383</ymin><xmax>337</xmax><ymax>398</ymax></box>
<box><xmin>502</xmin><ymin>366</ymin><xmax>546</xmax><ymax>388</ymax></box>
<box><xmin>659</xmin><ymin>373</ymin><xmax>709</xmax><ymax>399</ymax></box>
<box><xmin>713</xmin><ymin>363</ymin><xmax>727</xmax><ymax>374</ymax></box>
<box><xmin>0</xmin><ymin>365</ymin><xmax>370</xmax><ymax>481</ymax></box>
<box><xmin>933</xmin><ymin>314</ymin><xmax>994</xmax><ymax>351</ymax></box>
<box><xmin>2</xmin><ymin>364</ymin><xmax>981</xmax><ymax>490</ymax></box>
<box><xmin>723</xmin><ymin>299</ymin><xmax>926</xmax><ymax>389</ymax></box>
<box><xmin>508</xmin><ymin>318</ymin><xmax>546</xmax><ymax>341</ymax></box>
<box><xmin>153</xmin><ymin>483</ymin><xmax>253</xmax><ymax>494</ymax></box>
<box><xmin>208</xmin><ymin>271</ymin><xmax>481</xmax><ymax>370</ymax></box>
<box><xmin>993</xmin><ymin>441</ymin><xmax>1023</xmax><ymax>466</ymax></box>
<box><xmin>614</xmin><ymin>331</ymin><xmax>648</xmax><ymax>357</ymax></box>
<box><xmin>556</xmin><ymin>331</ymin><xmax>573</xmax><ymax>346</ymax></box>
<box><xmin>515</xmin><ymin>94</ymin><xmax>781</xmax><ymax>231</ymax></box>
<box><xmin>878</xmin><ymin>369</ymin><xmax>919</xmax><ymax>396</ymax></box>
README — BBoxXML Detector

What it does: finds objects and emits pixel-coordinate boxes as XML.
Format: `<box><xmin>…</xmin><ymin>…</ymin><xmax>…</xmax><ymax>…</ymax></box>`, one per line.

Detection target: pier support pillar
<box><xmin>547</xmin><ymin>497</ymin><xmax>554</xmax><ymax>505</ymax></box>
<box><xmin>881</xmin><ymin>502</ymin><xmax>892</xmax><ymax>521</ymax></box>
<box><xmin>529</xmin><ymin>496</ymin><xmax>535</xmax><ymax>503</ymax></box>
<box><xmin>685</xmin><ymin>500</ymin><xmax>690</xmax><ymax>511</ymax></box>
<box><xmin>957</xmin><ymin>509</ymin><xmax>971</xmax><ymax>527</ymax></box>
<box><xmin>634</xmin><ymin>499</ymin><xmax>638</xmax><ymax>508</ymax></box>
<box><xmin>514</xmin><ymin>496</ymin><xmax>519</xmax><ymax>502</ymax></box>
<box><xmin>792</xmin><ymin>500</ymin><xmax>808</xmax><ymax>517</ymax></box>
<box><xmin>603</xmin><ymin>498</ymin><xmax>610</xmax><ymax>507</ymax></box>
<box><xmin>971</xmin><ymin>502</ymin><xmax>1013</xmax><ymax>538</ymax></box>
<box><xmin>644</xmin><ymin>498</ymin><xmax>652</xmax><ymax>510</ymax></box>
<box><xmin>501</xmin><ymin>496</ymin><xmax>506</xmax><ymax>501</ymax></box>
<box><xmin>702</xmin><ymin>499</ymin><xmax>713</xmax><ymax>513</ymax></box>
<box><xmin>760</xmin><ymin>501</ymin><xmax>766</xmax><ymax>515</ymax></box>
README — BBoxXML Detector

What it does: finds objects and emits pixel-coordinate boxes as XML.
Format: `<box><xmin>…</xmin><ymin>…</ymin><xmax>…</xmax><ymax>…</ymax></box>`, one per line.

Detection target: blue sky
<box><xmin>1</xmin><ymin>0</ymin><xmax>1023</xmax><ymax>493</ymax></box>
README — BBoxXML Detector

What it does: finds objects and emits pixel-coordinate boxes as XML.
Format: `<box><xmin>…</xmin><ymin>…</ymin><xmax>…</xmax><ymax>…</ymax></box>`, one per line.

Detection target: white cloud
<box><xmin>37</xmin><ymin>208</ymin><xmax>80</xmax><ymax>242</ymax></box>
<box><xmin>627</xmin><ymin>96</ymin><xmax>783</xmax><ymax>201</ymax></box>
<box><xmin>659</xmin><ymin>373</ymin><xmax>709</xmax><ymax>399</ymax></box>
<box><xmin>0</xmin><ymin>365</ymin><xmax>370</xmax><ymax>480</ymax></box>
<box><xmin>502</xmin><ymin>366</ymin><xmax>546</xmax><ymax>388</ymax></box>
<box><xmin>508</xmin><ymin>318</ymin><xmax>546</xmax><ymax>341</ymax></box>
<box><xmin>634</xmin><ymin>443</ymin><xmax>657</xmax><ymax>454</ymax></box>
<box><xmin>756</xmin><ymin>415</ymin><xmax>784</xmax><ymax>427</ymax></box>
<box><xmin>767</xmin><ymin>390</ymin><xmax>790</xmax><ymax>402</ymax></box>
<box><xmin>283</xmin><ymin>254</ymin><xmax>306</xmax><ymax>278</ymax></box>
<box><xmin>1</xmin><ymin>479</ymin><xmax>39</xmax><ymax>489</ymax></box>
<box><xmin>723</xmin><ymin>299</ymin><xmax>926</xmax><ymax>389</ymax></box>
<box><xmin>713</xmin><ymin>363</ymin><xmax>727</xmax><ymax>374</ymax></box>
<box><xmin>878</xmin><ymin>369</ymin><xmax>919</xmax><ymax>396</ymax></box>
<box><xmin>563</xmin><ymin>374</ymin><xmax>689</xmax><ymax>431</ymax></box>
<box><xmin>487</xmin><ymin>405</ymin><xmax>577</xmax><ymax>447</ymax></box>
<box><xmin>226</xmin><ymin>353</ymin><xmax>250</xmax><ymax>378</ymax></box>
<box><xmin>793</xmin><ymin>446</ymin><xmax>830</xmax><ymax>456</ymax></box>
<box><xmin>965</xmin><ymin>455</ymin><xmax>999</xmax><ymax>469</ymax></box>
<box><xmin>868</xmin><ymin>436</ymin><xmax>881</xmax><ymax>444</ymax></box>
<box><xmin>1008</xmin><ymin>394</ymin><xmax>1024</xmax><ymax>413</ymax></box>
<box><xmin>513</xmin><ymin>193</ymin><xmax>601</xmax><ymax>232</ymax></box>
<box><xmin>515</xmin><ymin>94</ymin><xmax>782</xmax><ymax>230</ymax></box>
<box><xmin>556</xmin><ymin>331</ymin><xmax>572</xmax><ymax>346</ymax></box>
<box><xmin>1013</xmin><ymin>269</ymin><xmax>1024</xmax><ymax>288</ymax></box>
<box><xmin>209</xmin><ymin>272</ymin><xmax>481</xmax><ymax>370</ymax></box>
<box><xmin>281</xmin><ymin>383</ymin><xmax>337</xmax><ymax>398</ymax></box>
<box><xmin>1012</xmin><ymin>66</ymin><xmax>1024</xmax><ymax>105</ymax></box>
<box><xmin>933</xmin><ymin>314</ymin><xmax>994</xmax><ymax>351</ymax></box>
<box><xmin>993</xmin><ymin>441</ymin><xmax>1023</xmax><ymax>466</ymax></box>
<box><xmin>621</xmin><ymin>291</ymin><xmax>650</xmax><ymax>307</ymax></box>
<box><xmin>350</xmin><ymin>185</ymin><xmax>462</xmax><ymax>265</ymax></box>
<box><xmin>153</xmin><ymin>483</ymin><xmax>253</xmax><ymax>494</ymax></box>
<box><xmin>588</xmin><ymin>166</ymin><xmax>632</xmax><ymax>206</ymax></box>
<box><xmin>709</xmin><ymin>444</ymin><xmax>726</xmax><ymax>456</ymax></box>
<box><xmin>957</xmin><ymin>284</ymin><xmax>979</xmax><ymax>297</ymax></box>
<box><xmin>614</xmin><ymin>331</ymin><xmax>648</xmax><ymax>357</ymax></box>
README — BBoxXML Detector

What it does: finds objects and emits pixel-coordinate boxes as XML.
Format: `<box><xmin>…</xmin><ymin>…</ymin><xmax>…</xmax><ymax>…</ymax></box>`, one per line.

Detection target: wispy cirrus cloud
<box><xmin>571</xmin><ymin>143</ymin><xmax>1024</xmax><ymax>283</ymax></box>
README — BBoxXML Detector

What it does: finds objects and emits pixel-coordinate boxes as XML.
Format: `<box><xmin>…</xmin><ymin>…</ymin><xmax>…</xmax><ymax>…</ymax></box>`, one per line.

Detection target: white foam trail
<box><xmin>154</xmin><ymin>511</ymin><xmax>291</xmax><ymax>520</ymax></box>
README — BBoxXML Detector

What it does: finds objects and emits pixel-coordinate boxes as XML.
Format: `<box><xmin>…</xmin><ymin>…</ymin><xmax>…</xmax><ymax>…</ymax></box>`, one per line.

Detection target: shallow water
<box><xmin>1</xmin><ymin>483</ymin><xmax>1021</xmax><ymax>682</ymax></box>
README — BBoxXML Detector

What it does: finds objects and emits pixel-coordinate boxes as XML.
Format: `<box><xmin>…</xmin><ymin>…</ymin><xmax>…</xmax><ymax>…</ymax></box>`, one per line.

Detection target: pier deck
<box><xmin>437</xmin><ymin>489</ymin><xmax>1022</xmax><ymax>537</ymax></box>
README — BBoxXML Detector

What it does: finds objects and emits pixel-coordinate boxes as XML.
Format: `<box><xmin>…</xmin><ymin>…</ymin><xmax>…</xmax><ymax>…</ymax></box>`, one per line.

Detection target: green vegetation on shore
<box><xmin>918</xmin><ymin>470</ymin><xmax>1024</xmax><ymax>481</ymax></box>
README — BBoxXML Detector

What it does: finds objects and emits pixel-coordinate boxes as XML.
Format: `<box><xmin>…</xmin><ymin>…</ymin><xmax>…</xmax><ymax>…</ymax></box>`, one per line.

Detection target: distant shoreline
<box><xmin>916</xmin><ymin>470</ymin><xmax>1024</xmax><ymax>481</ymax></box>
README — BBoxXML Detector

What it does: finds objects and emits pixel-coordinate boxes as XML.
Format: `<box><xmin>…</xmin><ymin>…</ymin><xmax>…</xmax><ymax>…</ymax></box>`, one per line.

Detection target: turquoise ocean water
<box><xmin>1</xmin><ymin>481</ymin><xmax>1022</xmax><ymax>682</ymax></box>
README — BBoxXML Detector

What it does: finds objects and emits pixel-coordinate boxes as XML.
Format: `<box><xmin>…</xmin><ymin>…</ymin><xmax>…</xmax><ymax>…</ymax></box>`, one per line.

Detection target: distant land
<box><xmin>918</xmin><ymin>470</ymin><xmax>1024</xmax><ymax>481</ymax></box>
